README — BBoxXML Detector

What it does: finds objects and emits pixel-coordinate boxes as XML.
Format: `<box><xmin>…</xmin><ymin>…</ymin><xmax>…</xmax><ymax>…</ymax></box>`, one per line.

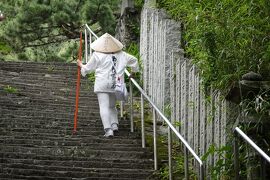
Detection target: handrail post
<box><xmin>260</xmin><ymin>157</ymin><xmax>266</xmax><ymax>179</ymax></box>
<box><xmin>200</xmin><ymin>164</ymin><xmax>204</xmax><ymax>180</ymax></box>
<box><xmin>168</xmin><ymin>127</ymin><xmax>172</xmax><ymax>180</ymax></box>
<box><xmin>129</xmin><ymin>79</ymin><xmax>134</xmax><ymax>132</ymax></box>
<box><xmin>120</xmin><ymin>101</ymin><xmax>124</xmax><ymax>118</ymax></box>
<box><xmin>123</xmin><ymin>69</ymin><xmax>204</xmax><ymax>179</ymax></box>
<box><xmin>184</xmin><ymin>146</ymin><xmax>189</xmax><ymax>180</ymax></box>
<box><xmin>234</xmin><ymin>131</ymin><xmax>240</xmax><ymax>180</ymax></box>
<box><xmin>84</xmin><ymin>29</ymin><xmax>88</xmax><ymax>63</ymax></box>
<box><xmin>141</xmin><ymin>93</ymin><xmax>145</xmax><ymax>148</ymax></box>
<box><xmin>153</xmin><ymin>109</ymin><xmax>158</xmax><ymax>170</ymax></box>
<box><xmin>89</xmin><ymin>33</ymin><xmax>92</xmax><ymax>58</ymax></box>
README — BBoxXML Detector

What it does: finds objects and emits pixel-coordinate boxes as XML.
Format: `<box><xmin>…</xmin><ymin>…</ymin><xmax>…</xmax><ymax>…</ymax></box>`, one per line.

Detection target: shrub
<box><xmin>157</xmin><ymin>0</ymin><xmax>270</xmax><ymax>91</ymax></box>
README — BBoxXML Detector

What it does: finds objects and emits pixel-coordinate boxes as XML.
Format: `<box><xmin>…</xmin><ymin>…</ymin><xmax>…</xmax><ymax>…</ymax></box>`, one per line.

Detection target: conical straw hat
<box><xmin>90</xmin><ymin>33</ymin><xmax>123</xmax><ymax>53</ymax></box>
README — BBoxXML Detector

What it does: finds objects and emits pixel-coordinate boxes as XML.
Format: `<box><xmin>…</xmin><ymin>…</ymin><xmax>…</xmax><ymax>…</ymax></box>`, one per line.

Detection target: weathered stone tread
<box><xmin>0</xmin><ymin>61</ymin><xmax>154</xmax><ymax>179</ymax></box>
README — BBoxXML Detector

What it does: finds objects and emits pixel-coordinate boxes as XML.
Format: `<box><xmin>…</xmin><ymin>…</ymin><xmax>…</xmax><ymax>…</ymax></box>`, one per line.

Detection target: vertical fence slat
<box><xmin>194</xmin><ymin>74</ymin><xmax>200</xmax><ymax>155</ymax></box>
<box><xmin>89</xmin><ymin>33</ymin><xmax>92</xmax><ymax>58</ymax></box>
<box><xmin>175</xmin><ymin>59</ymin><xmax>181</xmax><ymax>133</ymax></box>
<box><xmin>141</xmin><ymin>94</ymin><xmax>145</xmax><ymax>148</ymax></box>
<box><xmin>120</xmin><ymin>101</ymin><xmax>124</xmax><ymax>118</ymax></box>
<box><xmin>168</xmin><ymin>127</ymin><xmax>172</xmax><ymax>180</ymax></box>
<box><xmin>153</xmin><ymin>109</ymin><xmax>158</xmax><ymax>170</ymax></box>
<box><xmin>129</xmin><ymin>79</ymin><xmax>134</xmax><ymax>133</ymax></box>
<box><xmin>199</xmin><ymin>86</ymin><xmax>207</xmax><ymax>158</ymax></box>
<box><xmin>184</xmin><ymin>147</ymin><xmax>189</xmax><ymax>179</ymax></box>
<box><xmin>188</xmin><ymin>66</ymin><xmax>195</xmax><ymax>149</ymax></box>
<box><xmin>84</xmin><ymin>29</ymin><xmax>88</xmax><ymax>63</ymax></box>
<box><xmin>206</xmin><ymin>89</ymin><xmax>214</xmax><ymax>171</ymax></box>
<box><xmin>180</xmin><ymin>61</ymin><xmax>188</xmax><ymax>139</ymax></box>
<box><xmin>234</xmin><ymin>133</ymin><xmax>240</xmax><ymax>180</ymax></box>
<box><xmin>214</xmin><ymin>92</ymin><xmax>221</xmax><ymax>166</ymax></box>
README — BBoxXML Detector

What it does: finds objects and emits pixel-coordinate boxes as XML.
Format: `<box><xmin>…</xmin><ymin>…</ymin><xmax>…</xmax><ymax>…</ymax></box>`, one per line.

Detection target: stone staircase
<box><xmin>0</xmin><ymin>61</ymin><xmax>154</xmax><ymax>179</ymax></box>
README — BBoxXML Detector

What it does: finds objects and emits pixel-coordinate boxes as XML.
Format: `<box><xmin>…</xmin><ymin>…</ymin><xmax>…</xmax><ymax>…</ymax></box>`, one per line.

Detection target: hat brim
<box><xmin>90</xmin><ymin>33</ymin><xmax>123</xmax><ymax>53</ymax></box>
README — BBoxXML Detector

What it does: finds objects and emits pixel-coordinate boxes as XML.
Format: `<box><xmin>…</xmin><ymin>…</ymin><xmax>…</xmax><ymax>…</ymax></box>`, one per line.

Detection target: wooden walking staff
<box><xmin>73</xmin><ymin>31</ymin><xmax>83</xmax><ymax>134</ymax></box>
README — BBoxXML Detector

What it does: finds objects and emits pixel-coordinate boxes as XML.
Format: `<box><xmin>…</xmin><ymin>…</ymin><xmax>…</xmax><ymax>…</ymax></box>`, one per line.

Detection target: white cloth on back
<box><xmin>80</xmin><ymin>51</ymin><xmax>139</xmax><ymax>93</ymax></box>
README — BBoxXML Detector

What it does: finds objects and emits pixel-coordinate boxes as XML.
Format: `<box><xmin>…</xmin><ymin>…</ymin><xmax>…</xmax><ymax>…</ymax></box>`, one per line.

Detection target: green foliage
<box><xmin>4</xmin><ymin>85</ymin><xmax>18</xmax><ymax>94</ymax></box>
<box><xmin>47</xmin><ymin>65</ymin><xmax>54</xmax><ymax>72</ymax></box>
<box><xmin>134</xmin><ymin>0</ymin><xmax>144</xmax><ymax>10</ymax></box>
<box><xmin>0</xmin><ymin>0</ymin><xmax>120</xmax><ymax>61</ymax></box>
<box><xmin>157</xmin><ymin>0</ymin><xmax>270</xmax><ymax>91</ymax></box>
<box><xmin>164</xmin><ymin>103</ymin><xmax>171</xmax><ymax>118</ymax></box>
<box><xmin>173</xmin><ymin>121</ymin><xmax>181</xmax><ymax>127</ymax></box>
<box><xmin>0</xmin><ymin>40</ymin><xmax>12</xmax><ymax>55</ymax></box>
<box><xmin>126</xmin><ymin>42</ymin><xmax>142</xmax><ymax>70</ymax></box>
<box><xmin>86</xmin><ymin>72</ymin><xmax>95</xmax><ymax>84</ymax></box>
<box><xmin>240</xmin><ymin>88</ymin><xmax>270</xmax><ymax>117</ymax></box>
<box><xmin>125</xmin><ymin>42</ymin><xmax>142</xmax><ymax>96</ymax></box>
<box><xmin>156</xmin><ymin>140</ymin><xmax>197</xmax><ymax>179</ymax></box>
<box><xmin>202</xmin><ymin>144</ymin><xmax>234</xmax><ymax>178</ymax></box>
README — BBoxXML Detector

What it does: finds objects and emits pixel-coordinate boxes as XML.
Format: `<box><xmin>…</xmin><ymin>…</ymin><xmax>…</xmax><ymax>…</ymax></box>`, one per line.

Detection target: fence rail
<box><xmin>233</xmin><ymin>126</ymin><xmax>270</xmax><ymax>179</ymax></box>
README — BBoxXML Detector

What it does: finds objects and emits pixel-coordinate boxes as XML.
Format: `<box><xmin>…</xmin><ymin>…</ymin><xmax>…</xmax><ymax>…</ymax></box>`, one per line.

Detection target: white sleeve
<box><xmin>81</xmin><ymin>53</ymin><xmax>98</xmax><ymax>77</ymax></box>
<box><xmin>124</xmin><ymin>52</ymin><xmax>139</xmax><ymax>72</ymax></box>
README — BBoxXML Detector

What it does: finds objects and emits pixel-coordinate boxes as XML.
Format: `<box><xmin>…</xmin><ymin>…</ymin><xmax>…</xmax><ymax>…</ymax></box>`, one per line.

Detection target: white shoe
<box><xmin>104</xmin><ymin>129</ymin><xmax>113</xmax><ymax>137</ymax></box>
<box><xmin>111</xmin><ymin>123</ymin><xmax>119</xmax><ymax>132</ymax></box>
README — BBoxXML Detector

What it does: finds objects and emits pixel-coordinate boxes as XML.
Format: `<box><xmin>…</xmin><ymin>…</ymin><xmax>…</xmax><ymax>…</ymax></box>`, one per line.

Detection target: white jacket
<box><xmin>81</xmin><ymin>51</ymin><xmax>139</xmax><ymax>93</ymax></box>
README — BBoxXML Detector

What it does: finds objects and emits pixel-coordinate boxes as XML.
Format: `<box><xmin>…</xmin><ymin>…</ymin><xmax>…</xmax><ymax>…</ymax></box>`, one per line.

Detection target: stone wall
<box><xmin>115</xmin><ymin>7</ymin><xmax>140</xmax><ymax>48</ymax></box>
<box><xmin>140</xmin><ymin>6</ymin><xmax>237</xmax><ymax>175</ymax></box>
<box><xmin>140</xmin><ymin>7</ymin><xmax>181</xmax><ymax>114</ymax></box>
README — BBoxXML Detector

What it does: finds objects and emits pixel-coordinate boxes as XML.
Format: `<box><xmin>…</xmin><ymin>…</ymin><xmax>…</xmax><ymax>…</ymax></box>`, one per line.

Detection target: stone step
<box><xmin>0</xmin><ymin>115</ymin><xmax>105</xmax><ymax>124</ymax></box>
<box><xmin>0</xmin><ymin>88</ymin><xmax>92</xmax><ymax>97</ymax></box>
<box><xmin>0</xmin><ymin>112</ymin><xmax>102</xmax><ymax>120</ymax></box>
<box><xmin>0</xmin><ymin>138</ymin><xmax>141</xmax><ymax>148</ymax></box>
<box><xmin>0</xmin><ymin>174</ymin><xmax>140</xmax><ymax>180</ymax></box>
<box><xmin>0</xmin><ymin>96</ymin><xmax>100</xmax><ymax>107</ymax></box>
<box><xmin>0</xmin><ymin>61</ymin><xmax>154</xmax><ymax>179</ymax></box>
<box><xmin>0</xmin><ymin>116</ymin><xmax>112</xmax><ymax>127</ymax></box>
<box><xmin>0</xmin><ymin>167</ymin><xmax>153</xmax><ymax>179</ymax></box>
<box><xmin>0</xmin><ymin>63</ymin><xmax>78</xmax><ymax>75</ymax></box>
<box><xmin>0</xmin><ymin>118</ymin><xmax>130</xmax><ymax>127</ymax></box>
<box><xmin>0</xmin><ymin>157</ymin><xmax>153</xmax><ymax>170</ymax></box>
<box><xmin>0</xmin><ymin>61</ymin><xmax>77</xmax><ymax>68</ymax></box>
<box><xmin>0</xmin><ymin>142</ymin><xmax>150</xmax><ymax>152</ymax></box>
<box><xmin>0</xmin><ymin>101</ymin><xmax>100</xmax><ymax>111</ymax></box>
<box><xmin>0</xmin><ymin>72</ymin><xmax>82</xmax><ymax>82</ymax></box>
<box><xmin>0</xmin><ymin>117</ymin><xmax>132</xmax><ymax>130</ymax></box>
<box><xmin>0</xmin><ymin>134</ymin><xmax>142</xmax><ymax>145</ymax></box>
<box><xmin>0</xmin><ymin>127</ymin><xmax>134</xmax><ymax>137</ymax></box>
<box><xmin>0</xmin><ymin>83</ymin><xmax>93</xmax><ymax>94</ymax></box>
<box><xmin>1</xmin><ymin>109</ymin><xmax>101</xmax><ymax>119</ymax></box>
<box><xmin>0</xmin><ymin>102</ymin><xmax>100</xmax><ymax>112</ymax></box>
<box><xmin>0</xmin><ymin>85</ymin><xmax>96</xmax><ymax>98</ymax></box>
<box><xmin>0</xmin><ymin>69</ymin><xmax>77</xmax><ymax>78</ymax></box>
<box><xmin>0</xmin><ymin>66</ymin><xmax>77</xmax><ymax>74</ymax></box>
<box><xmin>0</xmin><ymin>132</ymin><xmax>141</xmax><ymax>142</ymax></box>
<box><xmin>0</xmin><ymin>76</ymin><xmax>91</xmax><ymax>88</ymax></box>
<box><xmin>0</xmin><ymin>152</ymin><xmax>153</xmax><ymax>165</ymax></box>
<box><xmin>0</xmin><ymin>146</ymin><xmax>151</xmax><ymax>159</ymax></box>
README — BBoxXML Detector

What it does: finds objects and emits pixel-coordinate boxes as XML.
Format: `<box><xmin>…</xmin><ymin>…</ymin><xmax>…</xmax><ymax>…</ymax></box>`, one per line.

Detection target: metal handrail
<box><xmin>233</xmin><ymin>127</ymin><xmax>270</xmax><ymax>179</ymax></box>
<box><xmin>82</xmin><ymin>24</ymin><xmax>205</xmax><ymax>180</ymax></box>
<box><xmin>125</xmin><ymin>70</ymin><xmax>204</xmax><ymax>179</ymax></box>
<box><xmin>83</xmin><ymin>24</ymin><xmax>98</xmax><ymax>63</ymax></box>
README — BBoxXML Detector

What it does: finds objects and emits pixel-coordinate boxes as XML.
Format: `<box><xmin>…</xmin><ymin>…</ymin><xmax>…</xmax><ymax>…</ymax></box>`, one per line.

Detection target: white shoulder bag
<box><xmin>111</xmin><ymin>56</ymin><xmax>128</xmax><ymax>101</ymax></box>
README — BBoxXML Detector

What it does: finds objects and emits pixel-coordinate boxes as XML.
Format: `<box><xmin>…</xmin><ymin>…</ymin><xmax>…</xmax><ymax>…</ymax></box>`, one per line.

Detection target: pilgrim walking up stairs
<box><xmin>0</xmin><ymin>61</ymin><xmax>154</xmax><ymax>179</ymax></box>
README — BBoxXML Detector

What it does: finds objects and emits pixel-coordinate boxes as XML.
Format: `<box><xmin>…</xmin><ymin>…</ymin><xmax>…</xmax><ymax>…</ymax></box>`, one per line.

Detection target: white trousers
<box><xmin>97</xmin><ymin>93</ymin><xmax>118</xmax><ymax>130</ymax></box>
